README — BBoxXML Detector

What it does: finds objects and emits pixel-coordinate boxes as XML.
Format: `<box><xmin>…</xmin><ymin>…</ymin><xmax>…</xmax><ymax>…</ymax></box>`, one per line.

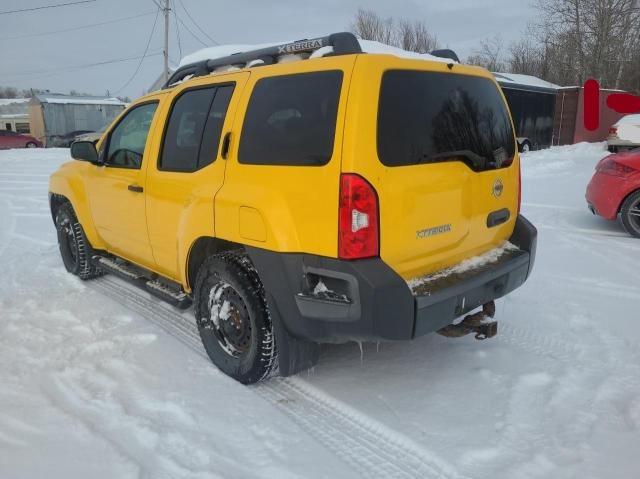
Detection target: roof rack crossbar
<box><xmin>164</xmin><ymin>32</ymin><xmax>362</xmax><ymax>88</ymax></box>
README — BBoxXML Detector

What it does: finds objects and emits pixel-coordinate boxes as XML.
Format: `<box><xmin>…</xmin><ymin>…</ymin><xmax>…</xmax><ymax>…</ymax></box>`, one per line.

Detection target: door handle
<box><xmin>221</xmin><ymin>132</ymin><xmax>231</xmax><ymax>159</ymax></box>
<box><xmin>128</xmin><ymin>184</ymin><xmax>144</xmax><ymax>193</ymax></box>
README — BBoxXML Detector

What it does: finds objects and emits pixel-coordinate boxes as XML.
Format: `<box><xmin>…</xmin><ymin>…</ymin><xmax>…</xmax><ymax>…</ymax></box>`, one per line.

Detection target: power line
<box><xmin>173</xmin><ymin>11</ymin><xmax>207</xmax><ymax>46</ymax></box>
<box><xmin>114</xmin><ymin>7</ymin><xmax>161</xmax><ymax>94</ymax></box>
<box><xmin>0</xmin><ymin>10</ymin><xmax>156</xmax><ymax>41</ymax></box>
<box><xmin>4</xmin><ymin>50</ymin><xmax>163</xmax><ymax>79</ymax></box>
<box><xmin>176</xmin><ymin>0</ymin><xmax>218</xmax><ymax>45</ymax></box>
<box><xmin>0</xmin><ymin>0</ymin><xmax>96</xmax><ymax>15</ymax></box>
<box><xmin>172</xmin><ymin>1</ymin><xmax>183</xmax><ymax>60</ymax></box>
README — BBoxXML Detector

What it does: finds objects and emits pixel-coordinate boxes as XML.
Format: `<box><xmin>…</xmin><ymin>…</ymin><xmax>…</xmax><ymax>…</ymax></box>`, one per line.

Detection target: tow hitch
<box><xmin>437</xmin><ymin>301</ymin><xmax>497</xmax><ymax>340</ymax></box>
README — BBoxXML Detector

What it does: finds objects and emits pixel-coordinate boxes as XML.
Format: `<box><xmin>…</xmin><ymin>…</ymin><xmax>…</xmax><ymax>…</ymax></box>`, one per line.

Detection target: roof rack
<box><xmin>164</xmin><ymin>31</ymin><xmax>362</xmax><ymax>88</ymax></box>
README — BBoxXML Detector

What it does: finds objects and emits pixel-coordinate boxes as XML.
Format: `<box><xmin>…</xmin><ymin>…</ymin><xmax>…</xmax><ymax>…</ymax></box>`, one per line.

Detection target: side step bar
<box><xmin>94</xmin><ymin>255</ymin><xmax>192</xmax><ymax>310</ymax></box>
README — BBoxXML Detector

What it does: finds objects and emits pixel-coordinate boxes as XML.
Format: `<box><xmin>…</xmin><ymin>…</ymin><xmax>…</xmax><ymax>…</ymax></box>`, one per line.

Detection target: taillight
<box><xmin>609</xmin><ymin>127</ymin><xmax>618</xmax><ymax>136</ymax></box>
<box><xmin>596</xmin><ymin>157</ymin><xmax>636</xmax><ymax>177</ymax></box>
<box><xmin>338</xmin><ymin>173</ymin><xmax>379</xmax><ymax>259</ymax></box>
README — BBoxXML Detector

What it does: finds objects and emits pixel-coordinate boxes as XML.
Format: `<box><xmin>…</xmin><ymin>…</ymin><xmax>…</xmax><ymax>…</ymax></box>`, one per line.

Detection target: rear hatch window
<box><xmin>378</xmin><ymin>70</ymin><xmax>515</xmax><ymax>170</ymax></box>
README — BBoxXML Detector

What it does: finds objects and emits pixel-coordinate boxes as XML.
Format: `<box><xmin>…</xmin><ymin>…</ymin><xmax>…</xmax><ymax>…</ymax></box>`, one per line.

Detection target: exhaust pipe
<box><xmin>437</xmin><ymin>301</ymin><xmax>497</xmax><ymax>340</ymax></box>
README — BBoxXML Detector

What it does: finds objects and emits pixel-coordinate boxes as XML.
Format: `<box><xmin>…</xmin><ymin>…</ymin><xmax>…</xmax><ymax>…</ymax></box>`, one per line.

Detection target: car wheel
<box><xmin>520</xmin><ymin>140</ymin><xmax>531</xmax><ymax>153</ymax></box>
<box><xmin>620</xmin><ymin>190</ymin><xmax>640</xmax><ymax>239</ymax></box>
<box><xmin>194</xmin><ymin>252</ymin><xmax>278</xmax><ymax>384</ymax></box>
<box><xmin>26</xmin><ymin>142</ymin><xmax>37</xmax><ymax>148</ymax></box>
<box><xmin>55</xmin><ymin>202</ymin><xmax>103</xmax><ymax>279</ymax></box>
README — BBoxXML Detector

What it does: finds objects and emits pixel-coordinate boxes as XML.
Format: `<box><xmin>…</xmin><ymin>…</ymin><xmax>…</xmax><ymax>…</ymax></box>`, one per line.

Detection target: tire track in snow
<box><xmin>90</xmin><ymin>276</ymin><xmax>466</xmax><ymax>479</ymax></box>
<box><xmin>91</xmin><ymin>275</ymin><xmax>640</xmax><ymax>478</ymax></box>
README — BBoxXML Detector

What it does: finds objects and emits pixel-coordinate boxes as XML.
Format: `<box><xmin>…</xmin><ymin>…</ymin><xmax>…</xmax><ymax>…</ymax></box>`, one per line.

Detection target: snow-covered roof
<box><xmin>493</xmin><ymin>72</ymin><xmax>560</xmax><ymax>90</ymax></box>
<box><xmin>0</xmin><ymin>113</ymin><xmax>28</xmax><ymax>119</ymax></box>
<box><xmin>32</xmin><ymin>94</ymin><xmax>126</xmax><ymax>106</ymax></box>
<box><xmin>178</xmin><ymin>39</ymin><xmax>456</xmax><ymax>69</ymax></box>
<box><xmin>0</xmin><ymin>98</ymin><xmax>30</xmax><ymax>106</ymax></box>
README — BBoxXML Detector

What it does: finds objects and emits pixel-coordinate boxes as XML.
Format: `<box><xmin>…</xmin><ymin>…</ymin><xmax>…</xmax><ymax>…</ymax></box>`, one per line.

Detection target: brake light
<box><xmin>609</xmin><ymin>127</ymin><xmax>618</xmax><ymax>136</ymax></box>
<box><xmin>338</xmin><ymin>174</ymin><xmax>379</xmax><ymax>259</ymax></box>
<box><xmin>597</xmin><ymin>157</ymin><xmax>636</xmax><ymax>177</ymax></box>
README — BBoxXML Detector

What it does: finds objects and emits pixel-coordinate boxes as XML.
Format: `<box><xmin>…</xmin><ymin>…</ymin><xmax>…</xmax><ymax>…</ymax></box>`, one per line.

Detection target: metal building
<box><xmin>28</xmin><ymin>94</ymin><xmax>126</xmax><ymax>147</ymax></box>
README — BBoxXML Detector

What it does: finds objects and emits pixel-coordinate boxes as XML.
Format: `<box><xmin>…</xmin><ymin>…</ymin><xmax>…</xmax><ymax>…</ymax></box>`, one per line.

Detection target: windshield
<box><xmin>377</xmin><ymin>70</ymin><xmax>516</xmax><ymax>170</ymax></box>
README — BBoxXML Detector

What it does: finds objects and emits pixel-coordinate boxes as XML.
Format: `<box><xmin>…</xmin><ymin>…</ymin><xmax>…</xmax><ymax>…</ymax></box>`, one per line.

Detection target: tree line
<box><xmin>351</xmin><ymin>1</ymin><xmax>640</xmax><ymax>93</ymax></box>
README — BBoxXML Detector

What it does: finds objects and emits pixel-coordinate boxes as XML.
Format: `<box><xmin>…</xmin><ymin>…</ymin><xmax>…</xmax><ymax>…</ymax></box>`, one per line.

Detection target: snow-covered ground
<box><xmin>1</xmin><ymin>143</ymin><xmax>638</xmax><ymax>478</ymax></box>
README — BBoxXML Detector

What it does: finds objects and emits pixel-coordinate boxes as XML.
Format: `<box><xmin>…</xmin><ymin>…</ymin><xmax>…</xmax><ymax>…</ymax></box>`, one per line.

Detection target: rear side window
<box><xmin>160</xmin><ymin>85</ymin><xmax>234</xmax><ymax>172</ymax></box>
<box><xmin>239</xmin><ymin>71</ymin><xmax>343</xmax><ymax>166</ymax></box>
<box><xmin>378</xmin><ymin>70</ymin><xmax>516</xmax><ymax>170</ymax></box>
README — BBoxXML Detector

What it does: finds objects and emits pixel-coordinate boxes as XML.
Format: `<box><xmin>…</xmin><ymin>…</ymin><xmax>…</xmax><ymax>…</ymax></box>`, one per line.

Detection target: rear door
<box><xmin>343</xmin><ymin>57</ymin><xmax>520</xmax><ymax>280</ymax></box>
<box><xmin>145</xmin><ymin>72</ymin><xmax>248</xmax><ymax>281</ymax></box>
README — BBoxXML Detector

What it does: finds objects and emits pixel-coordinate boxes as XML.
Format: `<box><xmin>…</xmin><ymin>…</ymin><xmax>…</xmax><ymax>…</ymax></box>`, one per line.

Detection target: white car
<box><xmin>608</xmin><ymin>114</ymin><xmax>640</xmax><ymax>152</ymax></box>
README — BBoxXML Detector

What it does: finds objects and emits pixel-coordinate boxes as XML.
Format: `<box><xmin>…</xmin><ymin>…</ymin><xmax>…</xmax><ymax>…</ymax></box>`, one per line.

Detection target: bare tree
<box><xmin>351</xmin><ymin>8</ymin><xmax>395</xmax><ymax>45</ymax></box>
<box><xmin>466</xmin><ymin>35</ymin><xmax>507</xmax><ymax>71</ymax></box>
<box><xmin>397</xmin><ymin>19</ymin><xmax>439</xmax><ymax>53</ymax></box>
<box><xmin>350</xmin><ymin>8</ymin><xmax>439</xmax><ymax>53</ymax></box>
<box><xmin>532</xmin><ymin>0</ymin><xmax>640</xmax><ymax>88</ymax></box>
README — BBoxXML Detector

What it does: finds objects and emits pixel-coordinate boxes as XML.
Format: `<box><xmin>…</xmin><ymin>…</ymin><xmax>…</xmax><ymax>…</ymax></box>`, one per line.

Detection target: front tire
<box><xmin>194</xmin><ymin>253</ymin><xmax>278</xmax><ymax>384</ymax></box>
<box><xmin>520</xmin><ymin>140</ymin><xmax>531</xmax><ymax>153</ymax></box>
<box><xmin>26</xmin><ymin>142</ymin><xmax>37</xmax><ymax>148</ymax></box>
<box><xmin>55</xmin><ymin>202</ymin><xmax>102</xmax><ymax>279</ymax></box>
<box><xmin>620</xmin><ymin>190</ymin><xmax>640</xmax><ymax>238</ymax></box>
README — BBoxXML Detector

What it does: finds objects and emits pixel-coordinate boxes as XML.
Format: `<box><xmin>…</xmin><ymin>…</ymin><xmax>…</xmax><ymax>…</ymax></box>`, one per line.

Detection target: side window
<box><xmin>105</xmin><ymin>102</ymin><xmax>158</xmax><ymax>169</ymax></box>
<box><xmin>238</xmin><ymin>71</ymin><xmax>343</xmax><ymax>166</ymax></box>
<box><xmin>159</xmin><ymin>84</ymin><xmax>234</xmax><ymax>172</ymax></box>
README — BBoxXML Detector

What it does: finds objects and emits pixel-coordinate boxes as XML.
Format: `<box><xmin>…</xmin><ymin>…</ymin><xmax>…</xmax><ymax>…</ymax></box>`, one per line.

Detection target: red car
<box><xmin>0</xmin><ymin>130</ymin><xmax>42</xmax><ymax>149</ymax></box>
<box><xmin>586</xmin><ymin>148</ymin><xmax>640</xmax><ymax>237</ymax></box>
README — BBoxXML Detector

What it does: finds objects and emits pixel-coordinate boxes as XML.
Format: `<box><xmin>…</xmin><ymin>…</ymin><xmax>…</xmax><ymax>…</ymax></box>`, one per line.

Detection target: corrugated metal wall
<box><xmin>41</xmin><ymin>103</ymin><xmax>124</xmax><ymax>143</ymax></box>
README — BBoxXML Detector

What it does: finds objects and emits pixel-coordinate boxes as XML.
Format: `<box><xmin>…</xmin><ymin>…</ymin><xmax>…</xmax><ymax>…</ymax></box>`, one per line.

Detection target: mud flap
<box><xmin>266</xmin><ymin>291</ymin><xmax>320</xmax><ymax>376</ymax></box>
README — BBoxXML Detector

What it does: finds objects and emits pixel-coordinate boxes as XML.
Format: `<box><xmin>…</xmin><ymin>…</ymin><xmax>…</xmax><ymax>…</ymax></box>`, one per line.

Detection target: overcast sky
<box><xmin>0</xmin><ymin>0</ymin><xmax>534</xmax><ymax>99</ymax></box>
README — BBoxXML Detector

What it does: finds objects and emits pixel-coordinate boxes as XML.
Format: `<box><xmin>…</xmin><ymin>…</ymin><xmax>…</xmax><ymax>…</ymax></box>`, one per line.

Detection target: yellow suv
<box><xmin>49</xmin><ymin>33</ymin><xmax>537</xmax><ymax>384</ymax></box>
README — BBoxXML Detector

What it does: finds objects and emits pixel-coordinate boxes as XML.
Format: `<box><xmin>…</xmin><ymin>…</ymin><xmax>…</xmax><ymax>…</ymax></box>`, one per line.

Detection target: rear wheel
<box><xmin>520</xmin><ymin>140</ymin><xmax>531</xmax><ymax>153</ymax></box>
<box><xmin>194</xmin><ymin>253</ymin><xmax>278</xmax><ymax>384</ymax></box>
<box><xmin>54</xmin><ymin>202</ymin><xmax>102</xmax><ymax>279</ymax></box>
<box><xmin>26</xmin><ymin>142</ymin><xmax>37</xmax><ymax>148</ymax></box>
<box><xmin>620</xmin><ymin>190</ymin><xmax>640</xmax><ymax>238</ymax></box>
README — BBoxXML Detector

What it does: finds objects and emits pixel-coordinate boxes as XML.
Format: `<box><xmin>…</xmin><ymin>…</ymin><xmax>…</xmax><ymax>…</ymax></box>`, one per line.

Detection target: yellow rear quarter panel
<box><xmin>214</xmin><ymin>55</ymin><xmax>357</xmax><ymax>257</ymax></box>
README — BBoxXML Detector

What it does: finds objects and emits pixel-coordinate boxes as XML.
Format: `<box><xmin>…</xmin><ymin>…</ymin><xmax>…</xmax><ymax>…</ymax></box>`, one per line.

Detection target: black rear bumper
<box><xmin>246</xmin><ymin>214</ymin><xmax>537</xmax><ymax>343</ymax></box>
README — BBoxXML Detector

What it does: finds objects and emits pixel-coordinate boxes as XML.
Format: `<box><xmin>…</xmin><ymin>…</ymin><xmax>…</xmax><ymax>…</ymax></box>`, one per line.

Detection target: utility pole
<box><xmin>163</xmin><ymin>0</ymin><xmax>170</xmax><ymax>84</ymax></box>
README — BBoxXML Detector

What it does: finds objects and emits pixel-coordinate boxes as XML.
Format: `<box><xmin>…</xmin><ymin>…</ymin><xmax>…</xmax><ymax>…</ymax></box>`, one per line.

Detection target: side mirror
<box><xmin>70</xmin><ymin>140</ymin><xmax>98</xmax><ymax>164</ymax></box>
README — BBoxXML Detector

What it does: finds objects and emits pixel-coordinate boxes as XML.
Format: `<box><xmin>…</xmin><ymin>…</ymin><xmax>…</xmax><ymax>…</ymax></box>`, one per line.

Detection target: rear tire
<box><xmin>54</xmin><ymin>202</ymin><xmax>102</xmax><ymax>279</ymax></box>
<box><xmin>620</xmin><ymin>190</ymin><xmax>640</xmax><ymax>239</ymax></box>
<box><xmin>26</xmin><ymin>142</ymin><xmax>37</xmax><ymax>148</ymax></box>
<box><xmin>194</xmin><ymin>253</ymin><xmax>278</xmax><ymax>384</ymax></box>
<box><xmin>520</xmin><ymin>140</ymin><xmax>531</xmax><ymax>153</ymax></box>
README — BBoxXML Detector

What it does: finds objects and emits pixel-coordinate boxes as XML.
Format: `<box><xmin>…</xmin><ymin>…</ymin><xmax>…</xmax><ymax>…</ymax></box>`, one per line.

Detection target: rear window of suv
<box><xmin>239</xmin><ymin>71</ymin><xmax>343</xmax><ymax>166</ymax></box>
<box><xmin>378</xmin><ymin>70</ymin><xmax>516</xmax><ymax>170</ymax></box>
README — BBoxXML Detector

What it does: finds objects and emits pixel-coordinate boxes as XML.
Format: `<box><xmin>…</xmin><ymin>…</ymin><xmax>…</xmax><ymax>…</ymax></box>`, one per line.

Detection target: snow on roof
<box><xmin>493</xmin><ymin>72</ymin><xmax>560</xmax><ymax>90</ymax></box>
<box><xmin>0</xmin><ymin>113</ymin><xmax>28</xmax><ymax>119</ymax></box>
<box><xmin>615</xmin><ymin>114</ymin><xmax>640</xmax><ymax>126</ymax></box>
<box><xmin>178</xmin><ymin>39</ymin><xmax>456</xmax><ymax>68</ymax></box>
<box><xmin>0</xmin><ymin>98</ymin><xmax>30</xmax><ymax>106</ymax></box>
<box><xmin>33</xmin><ymin>94</ymin><xmax>126</xmax><ymax>106</ymax></box>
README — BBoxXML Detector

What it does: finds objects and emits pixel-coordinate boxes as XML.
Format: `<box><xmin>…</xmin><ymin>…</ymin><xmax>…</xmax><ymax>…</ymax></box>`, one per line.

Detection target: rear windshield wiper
<box><xmin>417</xmin><ymin>149</ymin><xmax>488</xmax><ymax>170</ymax></box>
